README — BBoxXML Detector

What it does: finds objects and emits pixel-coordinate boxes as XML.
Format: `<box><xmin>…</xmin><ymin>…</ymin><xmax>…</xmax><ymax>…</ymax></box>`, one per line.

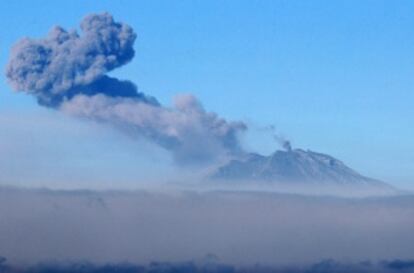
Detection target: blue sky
<box><xmin>0</xmin><ymin>0</ymin><xmax>413</xmax><ymax>189</ymax></box>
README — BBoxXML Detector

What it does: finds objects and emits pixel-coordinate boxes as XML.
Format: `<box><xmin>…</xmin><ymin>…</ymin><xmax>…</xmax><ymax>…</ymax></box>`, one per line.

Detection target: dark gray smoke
<box><xmin>265</xmin><ymin>125</ymin><xmax>292</xmax><ymax>151</ymax></box>
<box><xmin>5</xmin><ymin>13</ymin><xmax>246</xmax><ymax>164</ymax></box>
<box><xmin>6</xmin><ymin>13</ymin><xmax>156</xmax><ymax>107</ymax></box>
<box><xmin>61</xmin><ymin>93</ymin><xmax>247</xmax><ymax>163</ymax></box>
<box><xmin>273</xmin><ymin>134</ymin><xmax>292</xmax><ymax>152</ymax></box>
<box><xmin>281</xmin><ymin>139</ymin><xmax>292</xmax><ymax>152</ymax></box>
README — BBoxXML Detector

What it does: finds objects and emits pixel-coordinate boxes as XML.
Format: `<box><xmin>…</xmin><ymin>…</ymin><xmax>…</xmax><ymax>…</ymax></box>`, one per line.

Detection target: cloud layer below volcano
<box><xmin>0</xmin><ymin>187</ymin><xmax>413</xmax><ymax>266</ymax></box>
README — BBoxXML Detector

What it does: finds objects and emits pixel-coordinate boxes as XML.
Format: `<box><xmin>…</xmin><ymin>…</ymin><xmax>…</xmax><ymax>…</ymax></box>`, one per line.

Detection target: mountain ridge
<box><xmin>211</xmin><ymin>148</ymin><xmax>391</xmax><ymax>189</ymax></box>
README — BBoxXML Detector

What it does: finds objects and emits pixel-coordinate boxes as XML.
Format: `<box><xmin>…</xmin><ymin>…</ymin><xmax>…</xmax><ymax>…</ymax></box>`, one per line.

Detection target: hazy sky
<box><xmin>0</xmin><ymin>0</ymin><xmax>413</xmax><ymax>189</ymax></box>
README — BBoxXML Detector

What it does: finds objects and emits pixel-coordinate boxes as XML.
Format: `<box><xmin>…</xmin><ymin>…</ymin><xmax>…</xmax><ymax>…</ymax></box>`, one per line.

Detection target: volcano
<box><xmin>211</xmin><ymin>148</ymin><xmax>391</xmax><ymax>189</ymax></box>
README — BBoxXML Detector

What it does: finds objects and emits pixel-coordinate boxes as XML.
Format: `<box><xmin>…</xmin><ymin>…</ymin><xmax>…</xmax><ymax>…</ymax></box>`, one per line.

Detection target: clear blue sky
<box><xmin>0</xmin><ymin>0</ymin><xmax>413</xmax><ymax>189</ymax></box>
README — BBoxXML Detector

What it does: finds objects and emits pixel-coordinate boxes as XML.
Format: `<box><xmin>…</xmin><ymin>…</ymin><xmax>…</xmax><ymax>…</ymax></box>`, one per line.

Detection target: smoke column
<box><xmin>264</xmin><ymin>125</ymin><xmax>292</xmax><ymax>151</ymax></box>
<box><xmin>5</xmin><ymin>13</ymin><xmax>247</xmax><ymax>164</ymax></box>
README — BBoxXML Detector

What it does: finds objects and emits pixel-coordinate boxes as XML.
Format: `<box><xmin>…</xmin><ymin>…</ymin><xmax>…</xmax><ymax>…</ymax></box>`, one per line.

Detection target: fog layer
<box><xmin>0</xmin><ymin>187</ymin><xmax>412</xmax><ymax>266</ymax></box>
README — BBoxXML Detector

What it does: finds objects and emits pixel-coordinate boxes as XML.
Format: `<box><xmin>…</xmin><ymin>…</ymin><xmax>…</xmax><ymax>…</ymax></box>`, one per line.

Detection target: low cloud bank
<box><xmin>0</xmin><ymin>187</ymin><xmax>412</xmax><ymax>265</ymax></box>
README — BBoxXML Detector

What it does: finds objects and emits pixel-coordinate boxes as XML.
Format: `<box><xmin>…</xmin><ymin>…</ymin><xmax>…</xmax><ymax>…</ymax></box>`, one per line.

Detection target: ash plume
<box><xmin>5</xmin><ymin>13</ymin><xmax>246</xmax><ymax>164</ymax></box>
<box><xmin>280</xmin><ymin>139</ymin><xmax>292</xmax><ymax>152</ymax></box>
<box><xmin>265</xmin><ymin>125</ymin><xmax>292</xmax><ymax>151</ymax></box>
<box><xmin>5</xmin><ymin>13</ymin><xmax>154</xmax><ymax>107</ymax></box>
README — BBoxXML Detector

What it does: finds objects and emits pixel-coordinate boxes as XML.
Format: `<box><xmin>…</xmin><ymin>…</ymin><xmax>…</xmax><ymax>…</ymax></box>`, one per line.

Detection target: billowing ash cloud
<box><xmin>61</xmin><ymin>94</ymin><xmax>246</xmax><ymax>163</ymax></box>
<box><xmin>5</xmin><ymin>13</ymin><xmax>246</xmax><ymax>163</ymax></box>
<box><xmin>5</xmin><ymin>13</ymin><xmax>153</xmax><ymax>106</ymax></box>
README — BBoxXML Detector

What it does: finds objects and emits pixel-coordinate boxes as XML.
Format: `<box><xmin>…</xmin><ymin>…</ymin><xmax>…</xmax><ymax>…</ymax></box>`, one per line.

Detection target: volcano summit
<box><xmin>212</xmin><ymin>148</ymin><xmax>392</xmax><ymax>190</ymax></box>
